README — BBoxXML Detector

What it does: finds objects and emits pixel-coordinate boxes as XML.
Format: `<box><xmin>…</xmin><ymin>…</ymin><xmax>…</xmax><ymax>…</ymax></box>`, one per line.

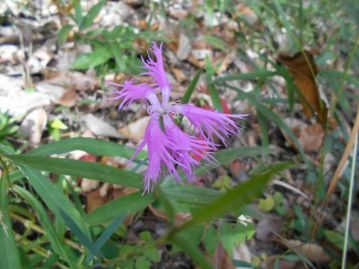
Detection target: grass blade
<box><xmin>181</xmin><ymin>68</ymin><xmax>203</xmax><ymax>104</ymax></box>
<box><xmin>215</xmin><ymin>70</ymin><xmax>277</xmax><ymax>82</ymax></box>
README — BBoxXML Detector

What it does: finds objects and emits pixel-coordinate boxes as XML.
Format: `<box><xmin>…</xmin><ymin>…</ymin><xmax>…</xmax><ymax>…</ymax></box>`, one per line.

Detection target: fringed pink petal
<box><xmin>163</xmin><ymin>115</ymin><xmax>216</xmax><ymax>182</ymax></box>
<box><xmin>172</xmin><ymin>104</ymin><xmax>246</xmax><ymax>145</ymax></box>
<box><xmin>141</xmin><ymin>115</ymin><xmax>181</xmax><ymax>192</ymax></box>
<box><xmin>109</xmin><ymin>80</ymin><xmax>155</xmax><ymax>110</ymax></box>
<box><xmin>141</xmin><ymin>43</ymin><xmax>171</xmax><ymax>105</ymax></box>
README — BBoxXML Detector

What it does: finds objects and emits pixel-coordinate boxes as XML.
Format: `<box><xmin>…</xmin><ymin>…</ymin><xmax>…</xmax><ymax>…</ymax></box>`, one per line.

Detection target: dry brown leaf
<box><xmin>86</xmin><ymin>190</ymin><xmax>106</xmax><ymax>212</ymax></box>
<box><xmin>278</xmin><ymin>51</ymin><xmax>327</xmax><ymax>125</ymax></box>
<box><xmin>215</xmin><ymin>51</ymin><xmax>236</xmax><ymax>75</ymax></box>
<box><xmin>177</xmin><ymin>33</ymin><xmax>191</xmax><ymax>60</ymax></box>
<box><xmin>58</xmin><ymin>89</ymin><xmax>77</xmax><ymax>107</ymax></box>
<box><xmin>84</xmin><ymin>114</ymin><xmax>123</xmax><ymax>138</ymax></box>
<box><xmin>172</xmin><ymin>67</ymin><xmax>187</xmax><ymax>83</ymax></box>
<box><xmin>275</xmin><ymin>237</ymin><xmax>330</xmax><ymax>263</ymax></box>
<box><xmin>209</xmin><ymin>243</ymin><xmax>236</xmax><ymax>269</ymax></box>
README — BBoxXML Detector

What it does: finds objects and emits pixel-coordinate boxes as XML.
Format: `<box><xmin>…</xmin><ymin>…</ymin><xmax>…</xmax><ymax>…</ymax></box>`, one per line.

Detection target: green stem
<box><xmin>341</xmin><ymin>131</ymin><xmax>358</xmax><ymax>269</ymax></box>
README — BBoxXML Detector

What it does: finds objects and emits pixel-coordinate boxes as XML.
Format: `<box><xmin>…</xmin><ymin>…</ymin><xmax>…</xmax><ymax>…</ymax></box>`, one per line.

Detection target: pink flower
<box><xmin>111</xmin><ymin>43</ymin><xmax>245</xmax><ymax>192</ymax></box>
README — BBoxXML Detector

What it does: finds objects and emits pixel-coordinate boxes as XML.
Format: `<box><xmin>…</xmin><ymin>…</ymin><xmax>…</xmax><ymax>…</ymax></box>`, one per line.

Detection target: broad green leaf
<box><xmin>169</xmin><ymin>233</ymin><xmax>214</xmax><ymax>269</ymax></box>
<box><xmin>13</xmin><ymin>186</ymin><xmax>77</xmax><ymax>268</ymax></box>
<box><xmin>80</xmin><ymin>0</ymin><xmax>105</xmax><ymax>30</ymax></box>
<box><xmin>181</xmin><ymin>68</ymin><xmax>203</xmax><ymax>104</ymax></box>
<box><xmin>19</xmin><ymin>166</ymin><xmax>90</xmax><ymax>238</ymax></box>
<box><xmin>0</xmin><ymin>171</ymin><xmax>21</xmax><ymax>269</ymax></box>
<box><xmin>172</xmin><ymin>162</ymin><xmax>293</xmax><ymax>232</ymax></box>
<box><xmin>215</xmin><ymin>70</ymin><xmax>277</xmax><ymax>82</ymax></box>
<box><xmin>29</xmin><ymin>137</ymin><xmax>146</xmax><ymax>159</ymax></box>
<box><xmin>72</xmin><ymin>47</ymin><xmax>112</xmax><ymax>70</ymax></box>
<box><xmin>8</xmin><ymin>154</ymin><xmax>142</xmax><ymax>189</ymax></box>
<box><xmin>86</xmin><ymin>192</ymin><xmax>154</xmax><ymax>226</ymax></box>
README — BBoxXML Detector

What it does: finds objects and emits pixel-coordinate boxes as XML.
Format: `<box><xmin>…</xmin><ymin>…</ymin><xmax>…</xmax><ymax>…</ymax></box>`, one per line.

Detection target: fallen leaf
<box><xmin>0</xmin><ymin>75</ymin><xmax>50</xmax><ymax>116</ymax></box>
<box><xmin>284</xmin><ymin>118</ymin><xmax>324</xmax><ymax>152</ymax></box>
<box><xmin>176</xmin><ymin>33</ymin><xmax>191</xmax><ymax>60</ymax></box>
<box><xmin>274</xmin><ymin>237</ymin><xmax>330</xmax><ymax>263</ymax></box>
<box><xmin>119</xmin><ymin>116</ymin><xmax>150</xmax><ymax>142</ymax></box>
<box><xmin>209</xmin><ymin>243</ymin><xmax>236</xmax><ymax>269</ymax></box>
<box><xmin>172</xmin><ymin>67</ymin><xmax>187</xmax><ymax>83</ymax></box>
<box><xmin>58</xmin><ymin>89</ymin><xmax>77</xmax><ymax>107</ymax></box>
<box><xmin>84</xmin><ymin>114</ymin><xmax>123</xmax><ymax>138</ymax></box>
<box><xmin>297</xmin><ymin>123</ymin><xmax>324</xmax><ymax>152</ymax></box>
<box><xmin>278</xmin><ymin>51</ymin><xmax>327</xmax><ymax>125</ymax></box>
<box><xmin>19</xmin><ymin>108</ymin><xmax>47</xmax><ymax>147</ymax></box>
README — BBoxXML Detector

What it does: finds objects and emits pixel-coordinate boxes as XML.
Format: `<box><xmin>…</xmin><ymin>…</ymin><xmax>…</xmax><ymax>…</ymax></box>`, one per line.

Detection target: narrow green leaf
<box><xmin>169</xmin><ymin>233</ymin><xmax>214</xmax><ymax>269</ymax></box>
<box><xmin>215</xmin><ymin>70</ymin><xmax>277</xmax><ymax>82</ymax></box>
<box><xmin>181</xmin><ymin>68</ymin><xmax>203</xmax><ymax>104</ymax></box>
<box><xmin>8</xmin><ymin>155</ymin><xmax>142</xmax><ymax>189</ymax></box>
<box><xmin>29</xmin><ymin>137</ymin><xmax>146</xmax><ymax>159</ymax></box>
<box><xmin>160</xmin><ymin>184</ymin><xmax>220</xmax><ymax>212</ymax></box>
<box><xmin>174</xmin><ymin>162</ymin><xmax>293</xmax><ymax>232</ymax></box>
<box><xmin>19</xmin><ymin>166</ymin><xmax>90</xmax><ymax>238</ymax></box>
<box><xmin>86</xmin><ymin>213</ymin><xmax>126</xmax><ymax>262</ymax></box>
<box><xmin>86</xmin><ymin>192</ymin><xmax>154</xmax><ymax>226</ymax></box>
<box><xmin>13</xmin><ymin>186</ymin><xmax>77</xmax><ymax>268</ymax></box>
<box><xmin>0</xmin><ymin>171</ymin><xmax>21</xmax><ymax>269</ymax></box>
<box><xmin>60</xmin><ymin>209</ymin><xmax>102</xmax><ymax>258</ymax></box>
<box><xmin>80</xmin><ymin>0</ymin><xmax>105</xmax><ymax>30</ymax></box>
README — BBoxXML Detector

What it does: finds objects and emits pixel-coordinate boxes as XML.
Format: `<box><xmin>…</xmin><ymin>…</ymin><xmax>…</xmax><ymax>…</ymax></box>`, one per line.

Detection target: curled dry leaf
<box><xmin>278</xmin><ymin>51</ymin><xmax>327</xmax><ymax>125</ymax></box>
